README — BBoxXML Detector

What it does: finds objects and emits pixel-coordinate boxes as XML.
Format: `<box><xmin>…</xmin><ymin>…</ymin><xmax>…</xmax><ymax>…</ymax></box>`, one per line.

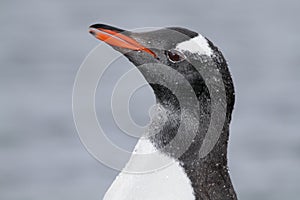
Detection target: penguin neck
<box><xmin>147</xmin><ymin>84</ymin><xmax>237</xmax><ymax>200</ymax></box>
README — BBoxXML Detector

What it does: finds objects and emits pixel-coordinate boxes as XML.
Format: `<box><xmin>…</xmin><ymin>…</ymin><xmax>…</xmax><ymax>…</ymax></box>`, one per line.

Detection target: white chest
<box><xmin>103</xmin><ymin>139</ymin><xmax>195</xmax><ymax>200</ymax></box>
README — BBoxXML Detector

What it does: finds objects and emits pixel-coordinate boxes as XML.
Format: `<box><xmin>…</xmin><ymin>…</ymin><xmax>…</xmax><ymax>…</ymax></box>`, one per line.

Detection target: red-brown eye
<box><xmin>166</xmin><ymin>50</ymin><xmax>186</xmax><ymax>63</ymax></box>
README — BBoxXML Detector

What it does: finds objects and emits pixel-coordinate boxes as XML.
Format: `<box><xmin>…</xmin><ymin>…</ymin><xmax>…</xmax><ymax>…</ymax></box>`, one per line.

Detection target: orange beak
<box><xmin>89</xmin><ymin>24</ymin><xmax>157</xmax><ymax>58</ymax></box>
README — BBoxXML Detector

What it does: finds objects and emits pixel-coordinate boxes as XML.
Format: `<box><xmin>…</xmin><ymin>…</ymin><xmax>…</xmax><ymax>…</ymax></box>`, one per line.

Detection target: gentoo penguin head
<box><xmin>89</xmin><ymin>24</ymin><xmax>234</xmax><ymax>114</ymax></box>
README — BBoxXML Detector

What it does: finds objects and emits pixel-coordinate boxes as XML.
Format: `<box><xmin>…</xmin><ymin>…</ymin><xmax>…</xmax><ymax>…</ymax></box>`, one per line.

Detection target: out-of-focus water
<box><xmin>1</xmin><ymin>0</ymin><xmax>300</xmax><ymax>199</ymax></box>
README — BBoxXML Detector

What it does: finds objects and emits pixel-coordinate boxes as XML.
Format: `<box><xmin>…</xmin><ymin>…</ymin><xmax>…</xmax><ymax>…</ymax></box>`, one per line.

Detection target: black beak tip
<box><xmin>88</xmin><ymin>29</ymin><xmax>95</xmax><ymax>35</ymax></box>
<box><xmin>89</xmin><ymin>23</ymin><xmax>125</xmax><ymax>33</ymax></box>
<box><xmin>89</xmin><ymin>24</ymin><xmax>101</xmax><ymax>29</ymax></box>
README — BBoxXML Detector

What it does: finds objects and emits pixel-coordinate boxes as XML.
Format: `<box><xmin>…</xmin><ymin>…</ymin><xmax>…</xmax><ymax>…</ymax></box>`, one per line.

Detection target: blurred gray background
<box><xmin>1</xmin><ymin>0</ymin><xmax>300</xmax><ymax>199</ymax></box>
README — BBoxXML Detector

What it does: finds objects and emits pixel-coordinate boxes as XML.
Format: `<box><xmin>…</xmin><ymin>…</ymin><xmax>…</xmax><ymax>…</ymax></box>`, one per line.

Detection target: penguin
<box><xmin>89</xmin><ymin>23</ymin><xmax>237</xmax><ymax>200</ymax></box>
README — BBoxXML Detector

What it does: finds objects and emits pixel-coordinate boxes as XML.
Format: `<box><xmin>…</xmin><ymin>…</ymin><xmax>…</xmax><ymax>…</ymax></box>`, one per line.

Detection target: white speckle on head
<box><xmin>175</xmin><ymin>35</ymin><xmax>213</xmax><ymax>56</ymax></box>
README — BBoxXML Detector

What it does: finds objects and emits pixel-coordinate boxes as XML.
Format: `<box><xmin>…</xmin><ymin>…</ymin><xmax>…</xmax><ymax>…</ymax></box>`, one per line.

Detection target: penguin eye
<box><xmin>166</xmin><ymin>50</ymin><xmax>186</xmax><ymax>63</ymax></box>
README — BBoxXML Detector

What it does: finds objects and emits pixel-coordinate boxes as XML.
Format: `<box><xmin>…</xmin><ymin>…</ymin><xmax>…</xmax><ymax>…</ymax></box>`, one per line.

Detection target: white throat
<box><xmin>103</xmin><ymin>138</ymin><xmax>195</xmax><ymax>200</ymax></box>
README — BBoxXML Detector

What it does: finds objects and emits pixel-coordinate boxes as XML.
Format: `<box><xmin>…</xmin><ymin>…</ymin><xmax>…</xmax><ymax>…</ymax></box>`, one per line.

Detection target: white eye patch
<box><xmin>175</xmin><ymin>35</ymin><xmax>213</xmax><ymax>56</ymax></box>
